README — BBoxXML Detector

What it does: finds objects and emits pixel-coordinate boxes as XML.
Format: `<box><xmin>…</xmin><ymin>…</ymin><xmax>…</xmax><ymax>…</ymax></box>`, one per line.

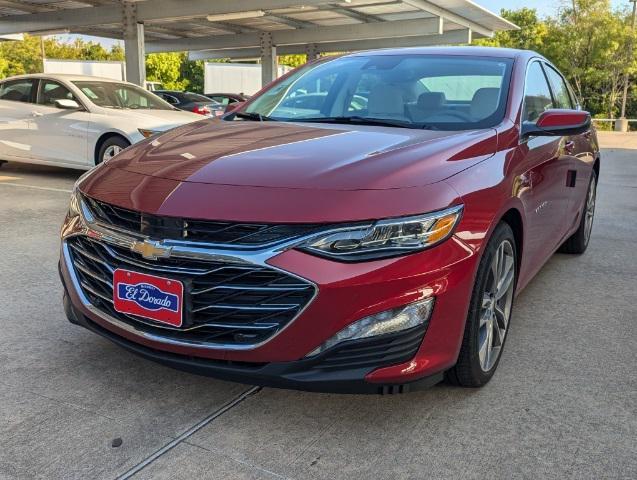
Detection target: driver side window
<box><xmin>38</xmin><ymin>80</ymin><xmax>76</xmax><ymax>107</ymax></box>
<box><xmin>523</xmin><ymin>61</ymin><xmax>555</xmax><ymax>124</ymax></box>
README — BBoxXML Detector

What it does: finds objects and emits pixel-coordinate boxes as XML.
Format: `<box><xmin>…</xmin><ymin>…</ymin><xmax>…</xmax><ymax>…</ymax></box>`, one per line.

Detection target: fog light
<box><xmin>306</xmin><ymin>297</ymin><xmax>435</xmax><ymax>357</ymax></box>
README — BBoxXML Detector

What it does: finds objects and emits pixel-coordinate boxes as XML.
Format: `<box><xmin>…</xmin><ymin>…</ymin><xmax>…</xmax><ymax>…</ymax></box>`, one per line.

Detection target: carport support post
<box><xmin>260</xmin><ymin>32</ymin><xmax>277</xmax><ymax>88</ymax></box>
<box><xmin>305</xmin><ymin>43</ymin><xmax>319</xmax><ymax>62</ymax></box>
<box><xmin>123</xmin><ymin>1</ymin><xmax>146</xmax><ymax>86</ymax></box>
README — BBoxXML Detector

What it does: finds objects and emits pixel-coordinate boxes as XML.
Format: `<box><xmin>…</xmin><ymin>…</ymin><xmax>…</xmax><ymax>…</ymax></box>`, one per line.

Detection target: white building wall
<box><xmin>43</xmin><ymin>59</ymin><xmax>125</xmax><ymax>81</ymax></box>
<box><xmin>204</xmin><ymin>63</ymin><xmax>291</xmax><ymax>95</ymax></box>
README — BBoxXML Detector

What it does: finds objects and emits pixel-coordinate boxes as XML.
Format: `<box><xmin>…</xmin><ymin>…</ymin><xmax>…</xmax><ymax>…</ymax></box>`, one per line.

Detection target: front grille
<box><xmin>309</xmin><ymin>325</ymin><xmax>427</xmax><ymax>372</ymax></box>
<box><xmin>66</xmin><ymin>235</ymin><xmax>315</xmax><ymax>346</ymax></box>
<box><xmin>83</xmin><ymin>196</ymin><xmax>327</xmax><ymax>247</ymax></box>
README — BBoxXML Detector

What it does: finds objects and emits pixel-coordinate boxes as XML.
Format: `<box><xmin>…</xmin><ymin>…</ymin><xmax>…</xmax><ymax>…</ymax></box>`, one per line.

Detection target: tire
<box><xmin>558</xmin><ymin>170</ymin><xmax>597</xmax><ymax>254</ymax></box>
<box><xmin>447</xmin><ymin>222</ymin><xmax>518</xmax><ymax>387</ymax></box>
<box><xmin>97</xmin><ymin>136</ymin><xmax>130</xmax><ymax>165</ymax></box>
<box><xmin>0</xmin><ymin>160</ymin><xmax>6</xmax><ymax>168</ymax></box>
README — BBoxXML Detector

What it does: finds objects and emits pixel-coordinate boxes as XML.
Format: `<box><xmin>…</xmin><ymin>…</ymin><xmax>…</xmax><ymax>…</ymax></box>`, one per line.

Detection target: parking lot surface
<box><xmin>1</xmin><ymin>132</ymin><xmax>635</xmax><ymax>480</ymax></box>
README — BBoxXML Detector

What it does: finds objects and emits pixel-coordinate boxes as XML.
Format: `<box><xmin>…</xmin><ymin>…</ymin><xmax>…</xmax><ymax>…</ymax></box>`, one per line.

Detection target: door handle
<box><xmin>565</xmin><ymin>140</ymin><xmax>575</xmax><ymax>154</ymax></box>
<box><xmin>32</xmin><ymin>111</ymin><xmax>43</xmax><ymax>117</ymax></box>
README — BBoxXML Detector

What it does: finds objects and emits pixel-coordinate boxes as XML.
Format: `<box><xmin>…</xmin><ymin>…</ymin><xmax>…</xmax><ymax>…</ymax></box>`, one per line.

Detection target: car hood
<box><xmin>105</xmin><ymin>120</ymin><xmax>497</xmax><ymax>190</ymax></box>
<box><xmin>100</xmin><ymin>108</ymin><xmax>202</xmax><ymax>130</ymax></box>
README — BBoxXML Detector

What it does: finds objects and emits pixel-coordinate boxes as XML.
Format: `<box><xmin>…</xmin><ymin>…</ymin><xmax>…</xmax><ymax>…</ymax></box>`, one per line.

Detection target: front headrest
<box><xmin>470</xmin><ymin>88</ymin><xmax>501</xmax><ymax>119</ymax></box>
<box><xmin>417</xmin><ymin>92</ymin><xmax>446</xmax><ymax>110</ymax></box>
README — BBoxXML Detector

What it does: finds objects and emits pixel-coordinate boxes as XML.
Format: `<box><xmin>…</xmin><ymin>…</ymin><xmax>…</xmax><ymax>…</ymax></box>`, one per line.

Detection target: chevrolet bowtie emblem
<box><xmin>130</xmin><ymin>240</ymin><xmax>172</xmax><ymax>260</ymax></box>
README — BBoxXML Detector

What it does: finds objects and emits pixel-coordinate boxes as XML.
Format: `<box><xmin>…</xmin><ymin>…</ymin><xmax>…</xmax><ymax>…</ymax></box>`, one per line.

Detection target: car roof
<box><xmin>0</xmin><ymin>73</ymin><xmax>129</xmax><ymax>83</ymax></box>
<box><xmin>344</xmin><ymin>46</ymin><xmax>543</xmax><ymax>62</ymax></box>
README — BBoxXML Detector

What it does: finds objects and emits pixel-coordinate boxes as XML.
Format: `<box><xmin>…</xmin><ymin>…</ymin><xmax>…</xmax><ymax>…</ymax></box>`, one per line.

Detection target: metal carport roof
<box><xmin>0</xmin><ymin>1</ymin><xmax>517</xmax><ymax>85</ymax></box>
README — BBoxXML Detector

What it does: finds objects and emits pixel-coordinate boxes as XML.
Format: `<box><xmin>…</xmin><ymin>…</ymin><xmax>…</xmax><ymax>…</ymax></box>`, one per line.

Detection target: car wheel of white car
<box><xmin>98</xmin><ymin>136</ymin><xmax>130</xmax><ymax>164</ymax></box>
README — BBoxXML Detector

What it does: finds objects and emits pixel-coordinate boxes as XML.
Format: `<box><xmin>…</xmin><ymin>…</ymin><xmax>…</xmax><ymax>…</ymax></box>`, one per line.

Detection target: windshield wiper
<box><xmin>233</xmin><ymin>111</ymin><xmax>275</xmax><ymax>122</ymax></box>
<box><xmin>292</xmin><ymin>116</ymin><xmax>435</xmax><ymax>130</ymax></box>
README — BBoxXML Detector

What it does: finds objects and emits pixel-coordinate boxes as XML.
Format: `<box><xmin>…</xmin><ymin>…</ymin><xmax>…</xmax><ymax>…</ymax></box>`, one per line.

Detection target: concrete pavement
<box><xmin>0</xmin><ymin>132</ymin><xmax>635</xmax><ymax>479</ymax></box>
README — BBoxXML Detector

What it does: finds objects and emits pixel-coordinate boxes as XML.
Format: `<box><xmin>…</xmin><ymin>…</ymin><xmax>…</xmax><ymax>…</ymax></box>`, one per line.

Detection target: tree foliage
<box><xmin>0</xmin><ymin>34</ymin><xmax>124</xmax><ymax>78</ymax></box>
<box><xmin>476</xmin><ymin>1</ymin><xmax>637</xmax><ymax>117</ymax></box>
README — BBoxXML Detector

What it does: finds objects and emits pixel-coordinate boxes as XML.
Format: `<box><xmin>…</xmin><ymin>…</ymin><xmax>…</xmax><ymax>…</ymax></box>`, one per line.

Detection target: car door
<box><xmin>29</xmin><ymin>79</ymin><xmax>89</xmax><ymax>166</ymax></box>
<box><xmin>0</xmin><ymin>78</ymin><xmax>37</xmax><ymax>161</ymax></box>
<box><xmin>517</xmin><ymin>60</ymin><xmax>572</xmax><ymax>267</ymax></box>
<box><xmin>543</xmin><ymin>63</ymin><xmax>595</xmax><ymax>231</ymax></box>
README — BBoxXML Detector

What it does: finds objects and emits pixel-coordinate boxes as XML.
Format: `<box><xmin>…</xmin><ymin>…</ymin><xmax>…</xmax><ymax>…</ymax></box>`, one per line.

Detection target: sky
<box><xmin>58</xmin><ymin>0</ymin><xmax>630</xmax><ymax>49</ymax></box>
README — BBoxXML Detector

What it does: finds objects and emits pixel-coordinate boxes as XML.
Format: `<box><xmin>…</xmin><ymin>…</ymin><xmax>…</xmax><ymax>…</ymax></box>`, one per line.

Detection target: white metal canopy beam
<box><xmin>188</xmin><ymin>29</ymin><xmax>472</xmax><ymax>61</ymax></box>
<box><xmin>148</xmin><ymin>17</ymin><xmax>444</xmax><ymax>53</ymax></box>
<box><xmin>402</xmin><ymin>0</ymin><xmax>493</xmax><ymax>37</ymax></box>
<box><xmin>0</xmin><ymin>0</ymin><xmax>334</xmax><ymax>35</ymax></box>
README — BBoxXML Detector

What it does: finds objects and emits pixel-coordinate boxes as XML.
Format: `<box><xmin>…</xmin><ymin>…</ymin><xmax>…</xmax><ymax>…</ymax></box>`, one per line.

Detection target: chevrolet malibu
<box><xmin>59</xmin><ymin>48</ymin><xmax>599</xmax><ymax>393</ymax></box>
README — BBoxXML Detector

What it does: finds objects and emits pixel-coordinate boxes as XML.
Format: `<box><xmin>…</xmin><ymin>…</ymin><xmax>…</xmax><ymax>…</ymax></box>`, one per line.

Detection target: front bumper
<box><xmin>63</xmin><ymin>290</ymin><xmax>442</xmax><ymax>394</ymax></box>
<box><xmin>59</xmin><ymin>205</ymin><xmax>480</xmax><ymax>392</ymax></box>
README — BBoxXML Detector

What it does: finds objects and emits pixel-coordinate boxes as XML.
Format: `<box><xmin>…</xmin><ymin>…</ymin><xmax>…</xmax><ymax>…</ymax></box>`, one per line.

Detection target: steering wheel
<box><xmin>423</xmin><ymin>110</ymin><xmax>474</xmax><ymax>122</ymax></box>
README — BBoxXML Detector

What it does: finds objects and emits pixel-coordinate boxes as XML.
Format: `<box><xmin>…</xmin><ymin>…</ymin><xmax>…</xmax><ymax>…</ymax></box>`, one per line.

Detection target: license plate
<box><xmin>113</xmin><ymin>269</ymin><xmax>183</xmax><ymax>327</ymax></box>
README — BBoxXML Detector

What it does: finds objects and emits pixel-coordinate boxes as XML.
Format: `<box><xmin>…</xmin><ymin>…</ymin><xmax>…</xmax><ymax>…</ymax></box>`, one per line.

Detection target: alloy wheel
<box><xmin>583</xmin><ymin>177</ymin><xmax>597</xmax><ymax>245</ymax></box>
<box><xmin>103</xmin><ymin>145</ymin><xmax>122</xmax><ymax>162</ymax></box>
<box><xmin>478</xmin><ymin>239</ymin><xmax>515</xmax><ymax>372</ymax></box>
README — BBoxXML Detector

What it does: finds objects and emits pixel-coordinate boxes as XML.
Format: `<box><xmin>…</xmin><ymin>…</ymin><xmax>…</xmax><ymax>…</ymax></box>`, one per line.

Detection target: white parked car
<box><xmin>0</xmin><ymin>73</ymin><xmax>202</xmax><ymax>169</ymax></box>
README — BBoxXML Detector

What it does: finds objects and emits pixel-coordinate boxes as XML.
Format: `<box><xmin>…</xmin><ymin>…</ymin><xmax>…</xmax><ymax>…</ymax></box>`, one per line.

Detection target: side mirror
<box><xmin>55</xmin><ymin>99</ymin><xmax>80</xmax><ymax>110</ymax></box>
<box><xmin>522</xmin><ymin>109</ymin><xmax>591</xmax><ymax>138</ymax></box>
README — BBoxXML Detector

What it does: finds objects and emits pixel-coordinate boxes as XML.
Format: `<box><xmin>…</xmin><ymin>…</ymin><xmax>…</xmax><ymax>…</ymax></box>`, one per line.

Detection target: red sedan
<box><xmin>59</xmin><ymin>47</ymin><xmax>599</xmax><ymax>393</ymax></box>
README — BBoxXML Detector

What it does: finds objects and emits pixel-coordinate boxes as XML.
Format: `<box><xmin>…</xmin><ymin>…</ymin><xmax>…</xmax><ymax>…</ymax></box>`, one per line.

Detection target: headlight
<box><xmin>138</xmin><ymin>128</ymin><xmax>162</xmax><ymax>138</ymax></box>
<box><xmin>299</xmin><ymin>205</ymin><xmax>463</xmax><ymax>261</ymax></box>
<box><xmin>67</xmin><ymin>168</ymin><xmax>95</xmax><ymax>219</ymax></box>
<box><xmin>307</xmin><ymin>297</ymin><xmax>435</xmax><ymax>357</ymax></box>
<box><xmin>68</xmin><ymin>189</ymin><xmax>82</xmax><ymax>218</ymax></box>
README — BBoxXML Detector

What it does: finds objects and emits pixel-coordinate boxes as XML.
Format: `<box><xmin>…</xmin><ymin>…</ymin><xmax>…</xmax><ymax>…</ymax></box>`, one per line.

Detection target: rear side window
<box><xmin>543</xmin><ymin>65</ymin><xmax>574</xmax><ymax>109</ymax></box>
<box><xmin>523</xmin><ymin>62</ymin><xmax>554</xmax><ymax>123</ymax></box>
<box><xmin>0</xmin><ymin>79</ymin><xmax>35</xmax><ymax>103</ymax></box>
<box><xmin>160</xmin><ymin>93</ymin><xmax>180</xmax><ymax>105</ymax></box>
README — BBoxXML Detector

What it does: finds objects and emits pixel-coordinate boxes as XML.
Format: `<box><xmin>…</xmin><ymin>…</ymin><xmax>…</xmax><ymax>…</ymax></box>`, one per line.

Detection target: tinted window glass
<box><xmin>0</xmin><ymin>79</ymin><xmax>35</xmax><ymax>103</ymax></box>
<box><xmin>39</xmin><ymin>80</ymin><xmax>75</xmax><ymax>106</ymax></box>
<box><xmin>183</xmin><ymin>92</ymin><xmax>212</xmax><ymax>102</ymax></box>
<box><xmin>160</xmin><ymin>93</ymin><xmax>179</xmax><ymax>105</ymax></box>
<box><xmin>211</xmin><ymin>95</ymin><xmax>230</xmax><ymax>106</ymax></box>
<box><xmin>244</xmin><ymin>55</ymin><xmax>513</xmax><ymax>130</ymax></box>
<box><xmin>523</xmin><ymin>62</ymin><xmax>554</xmax><ymax>123</ymax></box>
<box><xmin>544</xmin><ymin>65</ymin><xmax>573</xmax><ymax>109</ymax></box>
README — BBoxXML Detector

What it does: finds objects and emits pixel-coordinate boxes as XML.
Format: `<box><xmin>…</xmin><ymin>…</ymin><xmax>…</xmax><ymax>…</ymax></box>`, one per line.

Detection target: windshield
<box><xmin>242</xmin><ymin>54</ymin><xmax>513</xmax><ymax>130</ymax></box>
<box><xmin>73</xmin><ymin>81</ymin><xmax>173</xmax><ymax>110</ymax></box>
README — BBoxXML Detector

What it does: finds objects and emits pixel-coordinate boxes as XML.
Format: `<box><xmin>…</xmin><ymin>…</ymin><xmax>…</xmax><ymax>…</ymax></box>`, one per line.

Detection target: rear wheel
<box><xmin>447</xmin><ymin>222</ymin><xmax>517</xmax><ymax>387</ymax></box>
<box><xmin>97</xmin><ymin>136</ymin><xmax>130</xmax><ymax>165</ymax></box>
<box><xmin>0</xmin><ymin>160</ymin><xmax>6</xmax><ymax>168</ymax></box>
<box><xmin>559</xmin><ymin>170</ymin><xmax>597</xmax><ymax>254</ymax></box>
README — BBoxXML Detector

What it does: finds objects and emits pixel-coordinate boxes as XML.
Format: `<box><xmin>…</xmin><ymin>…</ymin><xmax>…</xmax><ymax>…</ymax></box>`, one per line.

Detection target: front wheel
<box><xmin>447</xmin><ymin>222</ymin><xmax>517</xmax><ymax>387</ymax></box>
<box><xmin>97</xmin><ymin>136</ymin><xmax>130</xmax><ymax>165</ymax></box>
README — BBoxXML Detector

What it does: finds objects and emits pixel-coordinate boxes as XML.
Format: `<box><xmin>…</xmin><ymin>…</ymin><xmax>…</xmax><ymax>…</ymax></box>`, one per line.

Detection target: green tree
<box><xmin>476</xmin><ymin>8</ymin><xmax>549</xmax><ymax>53</ymax></box>
<box><xmin>180</xmin><ymin>57</ymin><xmax>204</xmax><ymax>93</ymax></box>
<box><xmin>145</xmin><ymin>52</ymin><xmax>188</xmax><ymax>90</ymax></box>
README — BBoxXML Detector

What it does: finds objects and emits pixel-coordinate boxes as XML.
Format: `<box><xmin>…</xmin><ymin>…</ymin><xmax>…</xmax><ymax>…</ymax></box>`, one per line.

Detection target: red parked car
<box><xmin>59</xmin><ymin>48</ymin><xmax>599</xmax><ymax>393</ymax></box>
